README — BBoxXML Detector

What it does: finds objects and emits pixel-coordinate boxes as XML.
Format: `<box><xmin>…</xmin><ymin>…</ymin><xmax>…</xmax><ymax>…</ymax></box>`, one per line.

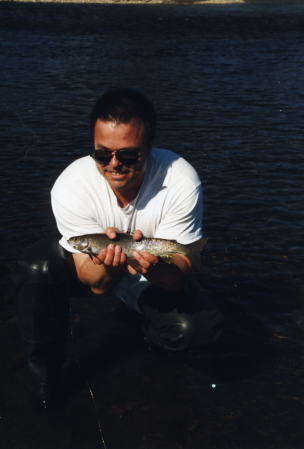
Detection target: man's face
<box><xmin>93</xmin><ymin>119</ymin><xmax>150</xmax><ymax>198</ymax></box>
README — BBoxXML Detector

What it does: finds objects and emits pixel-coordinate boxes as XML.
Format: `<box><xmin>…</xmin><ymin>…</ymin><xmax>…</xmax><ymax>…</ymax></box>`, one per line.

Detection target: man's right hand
<box><xmin>73</xmin><ymin>227</ymin><xmax>146</xmax><ymax>295</ymax></box>
<box><xmin>92</xmin><ymin>227</ymin><xmax>144</xmax><ymax>271</ymax></box>
<box><xmin>91</xmin><ymin>227</ymin><xmax>127</xmax><ymax>268</ymax></box>
<box><xmin>72</xmin><ymin>227</ymin><xmax>126</xmax><ymax>295</ymax></box>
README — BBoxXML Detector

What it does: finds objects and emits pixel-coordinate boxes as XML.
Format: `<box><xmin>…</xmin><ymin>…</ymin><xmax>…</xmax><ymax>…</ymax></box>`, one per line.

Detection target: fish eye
<box><xmin>80</xmin><ymin>239</ymin><xmax>89</xmax><ymax>250</ymax></box>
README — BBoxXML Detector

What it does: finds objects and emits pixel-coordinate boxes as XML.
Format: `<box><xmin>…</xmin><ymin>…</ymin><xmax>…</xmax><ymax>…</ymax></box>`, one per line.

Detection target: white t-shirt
<box><xmin>51</xmin><ymin>148</ymin><xmax>203</xmax><ymax>310</ymax></box>
<box><xmin>51</xmin><ymin>148</ymin><xmax>203</xmax><ymax>252</ymax></box>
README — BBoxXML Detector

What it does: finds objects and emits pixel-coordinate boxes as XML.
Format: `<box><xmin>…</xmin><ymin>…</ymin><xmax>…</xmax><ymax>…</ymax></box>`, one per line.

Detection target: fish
<box><xmin>68</xmin><ymin>233</ymin><xmax>207</xmax><ymax>266</ymax></box>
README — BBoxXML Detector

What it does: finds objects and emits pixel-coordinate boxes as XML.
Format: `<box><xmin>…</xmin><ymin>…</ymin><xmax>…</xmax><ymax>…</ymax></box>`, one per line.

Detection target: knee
<box><xmin>17</xmin><ymin>239</ymin><xmax>70</xmax><ymax>284</ymax></box>
<box><xmin>18</xmin><ymin>259</ymin><xmax>49</xmax><ymax>279</ymax></box>
<box><xmin>141</xmin><ymin>310</ymin><xmax>196</xmax><ymax>351</ymax></box>
<box><xmin>142</xmin><ymin>309</ymin><xmax>222</xmax><ymax>352</ymax></box>
<box><xmin>139</xmin><ymin>285</ymin><xmax>223</xmax><ymax>352</ymax></box>
<box><xmin>16</xmin><ymin>240</ymin><xmax>72</xmax><ymax>315</ymax></box>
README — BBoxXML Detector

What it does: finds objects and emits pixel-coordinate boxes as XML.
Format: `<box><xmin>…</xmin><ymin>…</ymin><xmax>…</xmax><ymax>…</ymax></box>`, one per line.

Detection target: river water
<box><xmin>0</xmin><ymin>2</ymin><xmax>303</xmax><ymax>447</ymax></box>
<box><xmin>1</xmin><ymin>1</ymin><xmax>303</xmax><ymax>312</ymax></box>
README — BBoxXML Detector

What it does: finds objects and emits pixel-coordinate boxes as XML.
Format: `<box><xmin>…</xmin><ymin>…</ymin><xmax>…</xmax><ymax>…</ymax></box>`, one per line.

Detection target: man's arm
<box><xmin>72</xmin><ymin>243</ymin><xmax>126</xmax><ymax>295</ymax></box>
<box><xmin>72</xmin><ymin>228</ymin><xmax>192</xmax><ymax>294</ymax></box>
<box><xmin>72</xmin><ymin>227</ymin><xmax>142</xmax><ymax>295</ymax></box>
<box><xmin>129</xmin><ymin>251</ymin><xmax>192</xmax><ymax>291</ymax></box>
<box><xmin>125</xmin><ymin>229</ymin><xmax>193</xmax><ymax>291</ymax></box>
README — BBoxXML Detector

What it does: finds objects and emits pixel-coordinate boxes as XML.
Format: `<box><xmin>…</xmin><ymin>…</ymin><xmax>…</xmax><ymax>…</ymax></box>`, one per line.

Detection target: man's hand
<box><xmin>127</xmin><ymin>251</ymin><xmax>159</xmax><ymax>276</ymax></box>
<box><xmin>91</xmin><ymin>227</ymin><xmax>127</xmax><ymax>267</ymax></box>
<box><xmin>74</xmin><ymin>227</ymin><xmax>191</xmax><ymax>293</ymax></box>
<box><xmin>129</xmin><ymin>250</ymin><xmax>191</xmax><ymax>291</ymax></box>
<box><xmin>92</xmin><ymin>227</ymin><xmax>145</xmax><ymax>272</ymax></box>
<box><xmin>73</xmin><ymin>227</ymin><xmax>129</xmax><ymax>295</ymax></box>
<box><xmin>123</xmin><ymin>230</ymin><xmax>191</xmax><ymax>291</ymax></box>
<box><xmin>91</xmin><ymin>228</ymin><xmax>160</xmax><ymax>278</ymax></box>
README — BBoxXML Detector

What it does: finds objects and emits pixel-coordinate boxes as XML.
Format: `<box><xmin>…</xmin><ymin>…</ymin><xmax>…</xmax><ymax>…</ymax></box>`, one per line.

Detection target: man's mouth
<box><xmin>106</xmin><ymin>170</ymin><xmax>129</xmax><ymax>176</ymax></box>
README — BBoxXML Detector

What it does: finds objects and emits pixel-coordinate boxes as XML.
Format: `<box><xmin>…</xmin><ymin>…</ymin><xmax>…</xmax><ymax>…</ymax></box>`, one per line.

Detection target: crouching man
<box><xmin>18</xmin><ymin>88</ymin><xmax>222</xmax><ymax>409</ymax></box>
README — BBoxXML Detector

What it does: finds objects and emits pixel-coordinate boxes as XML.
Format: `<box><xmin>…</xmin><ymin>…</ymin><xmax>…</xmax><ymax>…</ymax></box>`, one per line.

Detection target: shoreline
<box><xmin>0</xmin><ymin>0</ymin><xmax>246</xmax><ymax>4</ymax></box>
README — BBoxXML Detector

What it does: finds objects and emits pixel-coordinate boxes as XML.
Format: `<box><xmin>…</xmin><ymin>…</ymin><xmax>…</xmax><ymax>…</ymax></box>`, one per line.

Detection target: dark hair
<box><xmin>90</xmin><ymin>88</ymin><xmax>156</xmax><ymax>145</ymax></box>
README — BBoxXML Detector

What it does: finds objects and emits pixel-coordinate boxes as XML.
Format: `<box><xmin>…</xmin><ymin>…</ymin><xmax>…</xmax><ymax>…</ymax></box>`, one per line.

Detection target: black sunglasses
<box><xmin>90</xmin><ymin>148</ymin><xmax>140</xmax><ymax>166</ymax></box>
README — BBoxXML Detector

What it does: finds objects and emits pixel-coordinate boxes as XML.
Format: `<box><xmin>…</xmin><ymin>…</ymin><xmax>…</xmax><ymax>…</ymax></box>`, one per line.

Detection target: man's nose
<box><xmin>109</xmin><ymin>153</ymin><xmax>122</xmax><ymax>167</ymax></box>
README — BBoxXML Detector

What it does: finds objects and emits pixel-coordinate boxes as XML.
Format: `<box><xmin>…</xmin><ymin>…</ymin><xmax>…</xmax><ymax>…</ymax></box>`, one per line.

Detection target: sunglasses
<box><xmin>90</xmin><ymin>148</ymin><xmax>141</xmax><ymax>166</ymax></box>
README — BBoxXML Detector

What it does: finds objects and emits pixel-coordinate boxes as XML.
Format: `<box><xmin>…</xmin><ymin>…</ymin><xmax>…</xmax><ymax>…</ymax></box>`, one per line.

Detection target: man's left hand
<box><xmin>127</xmin><ymin>250</ymin><xmax>160</xmax><ymax>276</ymax></box>
<box><xmin>126</xmin><ymin>229</ymin><xmax>159</xmax><ymax>276</ymax></box>
<box><xmin>126</xmin><ymin>231</ymin><xmax>190</xmax><ymax>291</ymax></box>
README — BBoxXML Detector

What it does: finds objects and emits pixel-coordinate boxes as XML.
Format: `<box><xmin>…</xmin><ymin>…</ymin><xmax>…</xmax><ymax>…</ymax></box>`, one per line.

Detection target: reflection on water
<box><xmin>1</xmin><ymin>1</ymin><xmax>303</xmax><ymax>324</ymax></box>
<box><xmin>0</xmin><ymin>2</ymin><xmax>303</xmax><ymax>448</ymax></box>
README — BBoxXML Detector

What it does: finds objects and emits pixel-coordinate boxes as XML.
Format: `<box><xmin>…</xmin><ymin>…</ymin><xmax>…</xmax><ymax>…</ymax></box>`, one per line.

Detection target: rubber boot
<box><xmin>17</xmin><ymin>238</ymin><xmax>72</xmax><ymax>409</ymax></box>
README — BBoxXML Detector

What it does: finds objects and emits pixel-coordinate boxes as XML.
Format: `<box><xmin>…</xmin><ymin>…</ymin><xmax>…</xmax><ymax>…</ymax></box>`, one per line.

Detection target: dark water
<box><xmin>1</xmin><ymin>1</ymin><xmax>303</xmax><ymax>312</ymax></box>
<box><xmin>0</xmin><ymin>2</ymin><xmax>304</xmax><ymax>448</ymax></box>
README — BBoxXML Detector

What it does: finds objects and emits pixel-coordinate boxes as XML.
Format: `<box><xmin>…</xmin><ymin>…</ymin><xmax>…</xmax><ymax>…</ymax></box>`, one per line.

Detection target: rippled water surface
<box><xmin>0</xmin><ymin>4</ymin><xmax>303</xmax><ymax>327</ymax></box>
<box><xmin>1</xmin><ymin>1</ymin><xmax>303</xmax><ymax>286</ymax></box>
<box><xmin>0</xmin><ymin>2</ymin><xmax>304</xmax><ymax>448</ymax></box>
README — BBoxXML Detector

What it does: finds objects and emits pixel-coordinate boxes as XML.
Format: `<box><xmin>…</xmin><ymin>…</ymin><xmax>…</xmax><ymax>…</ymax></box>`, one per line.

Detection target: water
<box><xmin>1</xmin><ymin>2</ymin><xmax>303</xmax><ymax>282</ymax></box>
<box><xmin>0</xmin><ymin>2</ymin><xmax>303</xmax><ymax>446</ymax></box>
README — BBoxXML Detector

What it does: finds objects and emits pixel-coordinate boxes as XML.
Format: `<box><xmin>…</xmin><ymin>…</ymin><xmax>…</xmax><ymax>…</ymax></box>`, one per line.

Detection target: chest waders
<box><xmin>17</xmin><ymin>238</ymin><xmax>76</xmax><ymax>408</ymax></box>
<box><xmin>17</xmin><ymin>238</ymin><xmax>223</xmax><ymax>409</ymax></box>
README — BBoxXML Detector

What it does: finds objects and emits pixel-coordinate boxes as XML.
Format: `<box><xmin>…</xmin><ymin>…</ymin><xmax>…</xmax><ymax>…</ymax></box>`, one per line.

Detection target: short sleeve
<box><xmin>51</xmin><ymin>187</ymin><xmax>103</xmax><ymax>253</ymax></box>
<box><xmin>154</xmin><ymin>183</ymin><xmax>203</xmax><ymax>245</ymax></box>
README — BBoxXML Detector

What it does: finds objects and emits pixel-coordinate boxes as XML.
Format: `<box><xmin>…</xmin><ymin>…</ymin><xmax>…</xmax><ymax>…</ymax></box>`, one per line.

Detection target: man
<box><xmin>18</xmin><ymin>88</ymin><xmax>222</xmax><ymax>410</ymax></box>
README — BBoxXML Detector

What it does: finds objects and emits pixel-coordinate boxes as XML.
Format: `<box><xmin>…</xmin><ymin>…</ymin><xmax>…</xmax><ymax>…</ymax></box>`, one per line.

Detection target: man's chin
<box><xmin>107</xmin><ymin>176</ymin><xmax>130</xmax><ymax>191</ymax></box>
<box><xmin>103</xmin><ymin>170</ymin><xmax>144</xmax><ymax>195</ymax></box>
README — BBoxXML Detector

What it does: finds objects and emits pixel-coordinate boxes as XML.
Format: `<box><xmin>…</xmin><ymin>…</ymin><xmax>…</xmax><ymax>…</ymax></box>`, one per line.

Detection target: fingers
<box><xmin>131</xmin><ymin>251</ymin><xmax>159</xmax><ymax>274</ymax></box>
<box><xmin>93</xmin><ymin>244</ymin><xmax>127</xmax><ymax>267</ymax></box>
<box><xmin>104</xmin><ymin>244</ymin><xmax>117</xmax><ymax>266</ymax></box>
<box><xmin>91</xmin><ymin>254</ymin><xmax>102</xmax><ymax>265</ymax></box>
<box><xmin>132</xmin><ymin>229</ymin><xmax>143</xmax><ymax>241</ymax></box>
<box><xmin>104</xmin><ymin>227</ymin><xmax>119</xmax><ymax>240</ymax></box>
<box><xmin>127</xmin><ymin>264</ymin><xmax>138</xmax><ymax>276</ymax></box>
<box><xmin>104</xmin><ymin>227</ymin><xmax>143</xmax><ymax>241</ymax></box>
<box><xmin>92</xmin><ymin>228</ymin><xmax>146</xmax><ymax>272</ymax></box>
<box><xmin>109</xmin><ymin>245</ymin><xmax>127</xmax><ymax>267</ymax></box>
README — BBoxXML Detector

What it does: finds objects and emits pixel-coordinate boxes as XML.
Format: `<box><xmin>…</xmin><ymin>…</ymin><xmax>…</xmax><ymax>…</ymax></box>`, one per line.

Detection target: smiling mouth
<box><xmin>105</xmin><ymin>172</ymin><xmax>130</xmax><ymax>181</ymax></box>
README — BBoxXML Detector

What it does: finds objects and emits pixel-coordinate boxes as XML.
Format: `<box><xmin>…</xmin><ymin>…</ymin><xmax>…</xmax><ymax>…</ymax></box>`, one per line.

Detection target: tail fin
<box><xmin>187</xmin><ymin>237</ymin><xmax>208</xmax><ymax>272</ymax></box>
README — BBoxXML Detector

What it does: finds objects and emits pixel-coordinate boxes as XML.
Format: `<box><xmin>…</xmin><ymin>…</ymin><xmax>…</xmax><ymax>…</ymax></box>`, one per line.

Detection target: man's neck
<box><xmin>114</xmin><ymin>190</ymin><xmax>137</xmax><ymax>208</ymax></box>
<box><xmin>111</xmin><ymin>180</ymin><xmax>144</xmax><ymax>207</ymax></box>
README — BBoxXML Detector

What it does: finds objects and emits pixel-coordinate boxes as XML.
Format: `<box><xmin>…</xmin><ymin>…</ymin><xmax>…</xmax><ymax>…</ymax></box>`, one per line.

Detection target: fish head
<box><xmin>68</xmin><ymin>236</ymin><xmax>91</xmax><ymax>253</ymax></box>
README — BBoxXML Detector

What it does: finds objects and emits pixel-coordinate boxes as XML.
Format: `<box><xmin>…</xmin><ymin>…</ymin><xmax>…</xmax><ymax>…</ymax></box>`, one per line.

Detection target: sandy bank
<box><xmin>1</xmin><ymin>0</ymin><xmax>246</xmax><ymax>4</ymax></box>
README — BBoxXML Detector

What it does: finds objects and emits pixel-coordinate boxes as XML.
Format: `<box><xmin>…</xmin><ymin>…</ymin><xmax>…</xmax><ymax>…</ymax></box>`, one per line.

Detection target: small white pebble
<box><xmin>211</xmin><ymin>384</ymin><xmax>216</xmax><ymax>389</ymax></box>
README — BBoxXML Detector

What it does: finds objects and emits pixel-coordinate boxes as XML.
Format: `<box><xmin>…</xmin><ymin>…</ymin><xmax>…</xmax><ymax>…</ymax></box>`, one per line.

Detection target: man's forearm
<box><xmin>72</xmin><ymin>253</ymin><xmax>123</xmax><ymax>294</ymax></box>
